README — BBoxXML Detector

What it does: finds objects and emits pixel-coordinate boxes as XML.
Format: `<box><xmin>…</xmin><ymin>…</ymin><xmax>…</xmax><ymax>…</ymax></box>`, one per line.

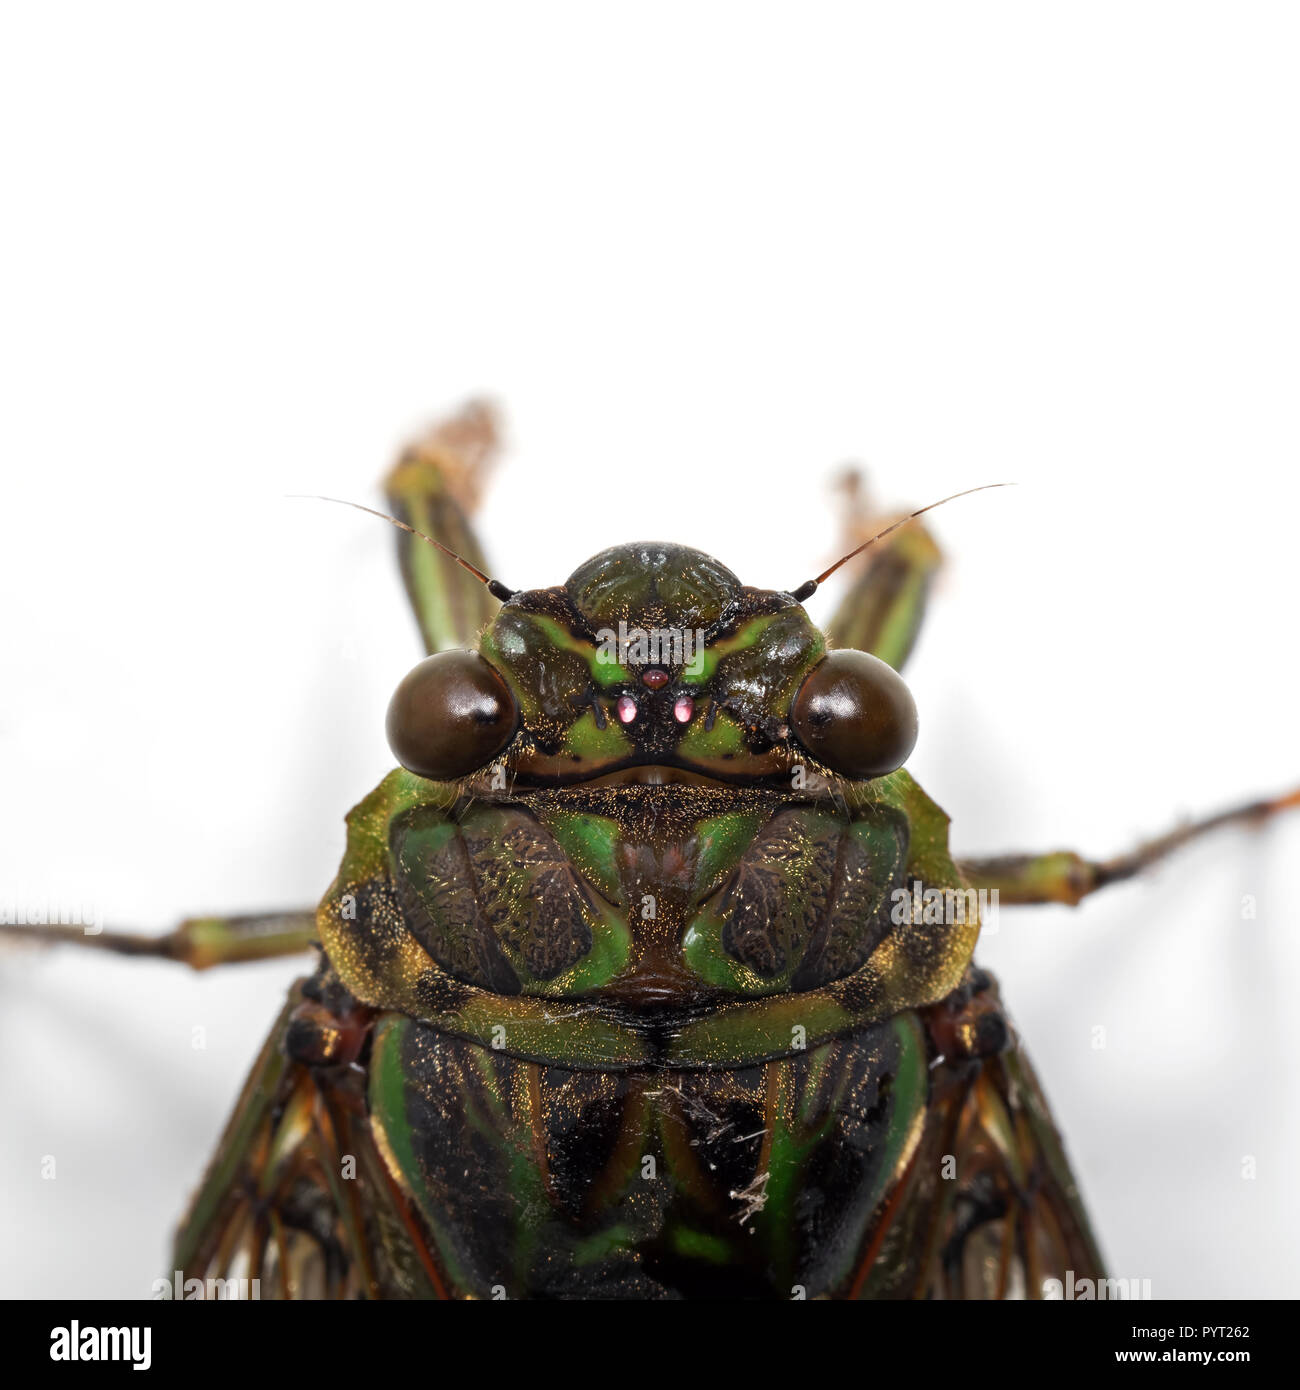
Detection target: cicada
<box><xmin>9</xmin><ymin>401</ymin><xmax>1296</xmax><ymax>1300</ymax></box>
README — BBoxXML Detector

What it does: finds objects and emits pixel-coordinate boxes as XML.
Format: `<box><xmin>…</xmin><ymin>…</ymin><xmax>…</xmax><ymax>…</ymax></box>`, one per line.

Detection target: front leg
<box><xmin>959</xmin><ymin>787</ymin><xmax>1300</xmax><ymax>905</ymax></box>
<box><xmin>383</xmin><ymin>398</ymin><xmax>504</xmax><ymax>653</ymax></box>
<box><xmin>822</xmin><ymin>470</ymin><xmax>944</xmax><ymax>672</ymax></box>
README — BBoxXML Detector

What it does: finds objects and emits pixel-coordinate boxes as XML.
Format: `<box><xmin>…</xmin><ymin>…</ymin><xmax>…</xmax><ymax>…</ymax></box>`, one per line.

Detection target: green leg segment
<box><xmin>0</xmin><ymin>910</ymin><xmax>318</xmax><ymax>969</ymax></box>
<box><xmin>383</xmin><ymin>398</ymin><xmax>504</xmax><ymax>654</ymax></box>
<box><xmin>959</xmin><ymin>787</ymin><xmax>1300</xmax><ymax>905</ymax></box>
<box><xmin>822</xmin><ymin>470</ymin><xmax>944</xmax><ymax>672</ymax></box>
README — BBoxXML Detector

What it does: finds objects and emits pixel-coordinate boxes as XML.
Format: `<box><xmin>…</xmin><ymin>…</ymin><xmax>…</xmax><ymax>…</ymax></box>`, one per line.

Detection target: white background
<box><xmin>2</xmin><ymin>3</ymin><xmax>1298</xmax><ymax>1300</ymax></box>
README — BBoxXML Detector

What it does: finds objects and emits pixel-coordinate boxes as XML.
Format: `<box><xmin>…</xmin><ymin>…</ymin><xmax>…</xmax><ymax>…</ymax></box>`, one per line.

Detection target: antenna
<box><xmin>290</xmin><ymin>495</ymin><xmax>517</xmax><ymax>601</ymax></box>
<box><xmin>790</xmin><ymin>483</ymin><xmax>1011</xmax><ymax>602</ymax></box>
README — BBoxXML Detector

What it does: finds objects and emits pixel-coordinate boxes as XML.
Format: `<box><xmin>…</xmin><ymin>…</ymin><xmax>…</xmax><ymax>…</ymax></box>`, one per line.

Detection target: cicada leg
<box><xmin>821</xmin><ymin>469</ymin><xmax>945</xmax><ymax>671</ymax></box>
<box><xmin>383</xmin><ymin>398</ymin><xmax>504</xmax><ymax>653</ymax></box>
<box><xmin>958</xmin><ymin>786</ymin><xmax>1300</xmax><ymax>905</ymax></box>
<box><xmin>0</xmin><ymin>909</ymin><xmax>317</xmax><ymax>969</ymax></box>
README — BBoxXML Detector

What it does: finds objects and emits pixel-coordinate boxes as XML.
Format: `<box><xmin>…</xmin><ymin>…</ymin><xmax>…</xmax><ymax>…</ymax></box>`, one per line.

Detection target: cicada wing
<box><xmin>851</xmin><ymin>977</ymin><xmax>1105</xmax><ymax>1301</ymax></box>
<box><xmin>1001</xmin><ymin>1042</ymin><xmax>1107</xmax><ymax>1297</ymax></box>
<box><xmin>170</xmin><ymin>983</ymin><xmax>445</xmax><ymax>1300</ymax></box>
<box><xmin>913</xmin><ymin>997</ymin><xmax>1106</xmax><ymax>1300</ymax></box>
<box><xmin>922</xmin><ymin>1048</ymin><xmax>1105</xmax><ymax>1299</ymax></box>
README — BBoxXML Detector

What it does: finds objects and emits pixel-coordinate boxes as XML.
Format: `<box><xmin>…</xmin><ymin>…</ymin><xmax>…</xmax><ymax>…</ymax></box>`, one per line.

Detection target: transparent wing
<box><xmin>171</xmin><ymin>983</ymin><xmax>447</xmax><ymax>1300</ymax></box>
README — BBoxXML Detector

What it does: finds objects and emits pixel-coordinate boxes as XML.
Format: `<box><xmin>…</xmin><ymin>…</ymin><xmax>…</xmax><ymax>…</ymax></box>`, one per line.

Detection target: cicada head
<box><xmin>384</xmin><ymin>540</ymin><xmax>916</xmax><ymax>788</ymax></box>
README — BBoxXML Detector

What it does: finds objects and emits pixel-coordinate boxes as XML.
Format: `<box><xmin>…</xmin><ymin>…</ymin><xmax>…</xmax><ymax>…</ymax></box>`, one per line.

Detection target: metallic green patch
<box><xmin>681</xmin><ymin>806</ymin><xmax>842</xmax><ymax>993</ymax></box>
<box><xmin>391</xmin><ymin>802</ymin><xmax>631</xmax><ymax>995</ymax></box>
<box><xmin>333</xmin><ymin>769</ymin><xmax>458</xmax><ymax>883</ymax></box>
<box><xmin>756</xmin><ymin>1062</ymin><xmax>838</xmax><ymax>1281</ymax></box>
<box><xmin>368</xmin><ymin>1013</ymin><xmax>474</xmax><ymax>1294</ymax></box>
<box><xmin>369</xmin><ymin>1014</ymin><xmax>556</xmax><ymax>1297</ymax></box>
<box><xmin>681</xmin><ymin>803</ymin><xmax>907</xmax><ymax>995</ymax></box>
<box><xmin>691</xmin><ymin>808</ymin><xmax>769</xmax><ymax>899</ymax></box>
<box><xmin>525</xmin><ymin>612</ymin><xmax>627</xmax><ymax>689</ymax></box>
<box><xmin>679</xmin><ymin>611</ymin><xmax>825</xmax><ymax>714</ymax></box>
<box><xmin>571</xmin><ymin>1223</ymin><xmax>639</xmax><ymax>1268</ymax></box>
<box><xmin>675</xmin><ymin>713</ymin><xmax>746</xmax><ymax>759</ymax></box>
<box><xmin>564</xmin><ymin>709</ymin><xmax>633</xmax><ymax>761</ymax></box>
<box><xmin>845</xmin><ymin>1013</ymin><xmax>929</xmax><ymax>1298</ymax></box>
<box><xmin>665</xmin><ymin>991</ymin><xmax>859</xmax><ymax>1066</ymax></box>
<box><xmin>535</xmin><ymin>807</ymin><xmax>625</xmax><ymax>904</ymax></box>
<box><xmin>669</xmin><ymin>1227</ymin><xmax>734</xmax><ymax>1265</ymax></box>
<box><xmin>478</xmin><ymin>614</ymin><xmax>593</xmax><ymax>729</ymax></box>
<box><xmin>677</xmin><ymin>615</ymin><xmax>775</xmax><ymax>685</ymax></box>
<box><xmin>730</xmin><ymin>1014</ymin><xmax>929</xmax><ymax>1292</ymax></box>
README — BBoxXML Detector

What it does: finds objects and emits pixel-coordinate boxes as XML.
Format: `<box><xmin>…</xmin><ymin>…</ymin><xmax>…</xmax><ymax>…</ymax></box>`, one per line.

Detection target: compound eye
<box><xmin>386</xmin><ymin>650</ymin><xmax>518</xmax><ymax>780</ymax></box>
<box><xmin>790</xmin><ymin>649</ymin><xmax>918</xmax><ymax>780</ymax></box>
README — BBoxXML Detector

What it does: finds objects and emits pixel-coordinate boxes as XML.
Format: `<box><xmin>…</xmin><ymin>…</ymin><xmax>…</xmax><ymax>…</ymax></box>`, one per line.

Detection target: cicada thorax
<box><xmin>318</xmin><ymin>769</ymin><xmax>980</xmax><ymax>1075</ymax></box>
<box><xmin>387</xmin><ymin>784</ymin><xmax>914</xmax><ymax>1005</ymax></box>
<box><xmin>307</xmin><ymin>540</ymin><xmax>999</xmax><ymax>1296</ymax></box>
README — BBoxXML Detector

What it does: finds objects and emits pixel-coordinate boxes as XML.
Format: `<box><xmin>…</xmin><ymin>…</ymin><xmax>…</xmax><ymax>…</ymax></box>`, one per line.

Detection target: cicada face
<box><xmin>386</xmin><ymin>540</ymin><xmax>918</xmax><ymax>792</ymax></box>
